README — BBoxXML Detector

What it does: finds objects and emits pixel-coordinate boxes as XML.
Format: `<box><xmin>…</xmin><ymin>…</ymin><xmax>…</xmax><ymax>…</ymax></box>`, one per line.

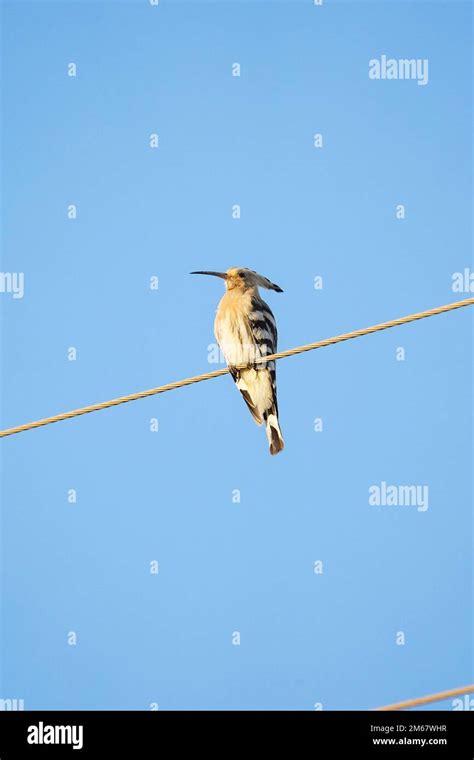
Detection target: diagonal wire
<box><xmin>0</xmin><ymin>296</ymin><xmax>473</xmax><ymax>439</ymax></box>
<box><xmin>375</xmin><ymin>684</ymin><xmax>474</xmax><ymax>711</ymax></box>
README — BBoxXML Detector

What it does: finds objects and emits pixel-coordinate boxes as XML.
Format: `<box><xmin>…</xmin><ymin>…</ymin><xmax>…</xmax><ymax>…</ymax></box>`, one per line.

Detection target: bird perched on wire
<box><xmin>191</xmin><ymin>267</ymin><xmax>284</xmax><ymax>455</ymax></box>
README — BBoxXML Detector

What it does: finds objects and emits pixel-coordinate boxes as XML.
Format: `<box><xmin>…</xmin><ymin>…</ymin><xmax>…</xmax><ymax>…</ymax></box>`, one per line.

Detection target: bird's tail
<box><xmin>231</xmin><ymin>367</ymin><xmax>285</xmax><ymax>455</ymax></box>
<box><xmin>263</xmin><ymin>407</ymin><xmax>285</xmax><ymax>456</ymax></box>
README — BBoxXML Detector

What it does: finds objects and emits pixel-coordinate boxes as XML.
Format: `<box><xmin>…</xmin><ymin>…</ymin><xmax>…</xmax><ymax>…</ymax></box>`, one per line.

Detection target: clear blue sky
<box><xmin>1</xmin><ymin>0</ymin><xmax>472</xmax><ymax>710</ymax></box>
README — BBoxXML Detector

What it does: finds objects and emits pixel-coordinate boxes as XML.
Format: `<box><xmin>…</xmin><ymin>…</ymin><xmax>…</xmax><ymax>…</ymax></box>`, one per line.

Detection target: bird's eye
<box><xmin>239</xmin><ymin>272</ymin><xmax>245</xmax><ymax>278</ymax></box>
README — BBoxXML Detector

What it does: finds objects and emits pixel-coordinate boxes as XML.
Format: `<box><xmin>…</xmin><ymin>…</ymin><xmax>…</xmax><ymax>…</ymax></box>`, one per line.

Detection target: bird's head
<box><xmin>190</xmin><ymin>267</ymin><xmax>283</xmax><ymax>293</ymax></box>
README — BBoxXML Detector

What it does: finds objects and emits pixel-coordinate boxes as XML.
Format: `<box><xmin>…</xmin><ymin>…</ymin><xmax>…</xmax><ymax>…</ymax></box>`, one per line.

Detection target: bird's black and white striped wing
<box><xmin>248</xmin><ymin>296</ymin><xmax>278</xmax><ymax>366</ymax></box>
<box><xmin>245</xmin><ymin>296</ymin><xmax>279</xmax><ymax>413</ymax></box>
<box><xmin>246</xmin><ymin>297</ymin><xmax>283</xmax><ymax>452</ymax></box>
<box><xmin>222</xmin><ymin>296</ymin><xmax>283</xmax><ymax>453</ymax></box>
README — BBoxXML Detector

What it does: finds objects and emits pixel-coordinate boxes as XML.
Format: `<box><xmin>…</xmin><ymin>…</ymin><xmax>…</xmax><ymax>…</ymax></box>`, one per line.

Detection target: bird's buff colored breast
<box><xmin>214</xmin><ymin>292</ymin><xmax>257</xmax><ymax>368</ymax></box>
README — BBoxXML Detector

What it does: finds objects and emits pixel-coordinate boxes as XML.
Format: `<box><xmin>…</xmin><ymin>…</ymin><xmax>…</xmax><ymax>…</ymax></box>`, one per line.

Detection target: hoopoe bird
<box><xmin>191</xmin><ymin>267</ymin><xmax>285</xmax><ymax>455</ymax></box>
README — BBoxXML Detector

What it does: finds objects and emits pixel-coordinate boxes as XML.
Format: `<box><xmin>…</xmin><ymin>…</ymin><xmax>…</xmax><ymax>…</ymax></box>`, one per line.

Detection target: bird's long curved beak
<box><xmin>190</xmin><ymin>271</ymin><xmax>227</xmax><ymax>279</ymax></box>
